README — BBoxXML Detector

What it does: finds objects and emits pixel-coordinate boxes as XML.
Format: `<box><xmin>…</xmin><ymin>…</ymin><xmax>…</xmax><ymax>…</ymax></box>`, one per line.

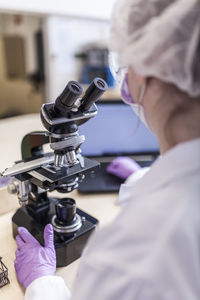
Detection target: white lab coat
<box><xmin>25</xmin><ymin>138</ymin><xmax>200</xmax><ymax>300</ymax></box>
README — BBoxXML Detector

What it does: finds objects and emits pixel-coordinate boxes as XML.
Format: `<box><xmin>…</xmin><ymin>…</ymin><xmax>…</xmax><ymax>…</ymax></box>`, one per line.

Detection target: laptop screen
<box><xmin>79</xmin><ymin>101</ymin><xmax>159</xmax><ymax>156</ymax></box>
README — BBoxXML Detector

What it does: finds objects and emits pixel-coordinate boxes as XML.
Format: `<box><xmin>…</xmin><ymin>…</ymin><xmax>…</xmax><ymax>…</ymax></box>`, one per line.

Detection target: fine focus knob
<box><xmin>55</xmin><ymin>198</ymin><xmax>76</xmax><ymax>225</ymax></box>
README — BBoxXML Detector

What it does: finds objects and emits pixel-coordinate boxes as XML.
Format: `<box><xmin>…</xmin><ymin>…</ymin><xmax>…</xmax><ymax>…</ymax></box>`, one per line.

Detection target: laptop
<box><xmin>78</xmin><ymin>101</ymin><xmax>159</xmax><ymax>193</ymax></box>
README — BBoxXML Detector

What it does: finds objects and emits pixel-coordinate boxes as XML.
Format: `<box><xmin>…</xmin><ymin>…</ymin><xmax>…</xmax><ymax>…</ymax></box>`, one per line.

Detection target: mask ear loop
<box><xmin>138</xmin><ymin>81</ymin><xmax>147</xmax><ymax>105</ymax></box>
<box><xmin>132</xmin><ymin>81</ymin><xmax>147</xmax><ymax>135</ymax></box>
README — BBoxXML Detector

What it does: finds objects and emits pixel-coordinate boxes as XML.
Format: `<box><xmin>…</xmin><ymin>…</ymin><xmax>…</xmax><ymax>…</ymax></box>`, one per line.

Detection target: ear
<box><xmin>128</xmin><ymin>66</ymin><xmax>147</xmax><ymax>85</ymax></box>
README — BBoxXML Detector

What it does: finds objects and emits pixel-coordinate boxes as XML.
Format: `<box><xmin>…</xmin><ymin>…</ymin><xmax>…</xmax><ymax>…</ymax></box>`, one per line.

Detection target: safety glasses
<box><xmin>109</xmin><ymin>52</ymin><xmax>127</xmax><ymax>86</ymax></box>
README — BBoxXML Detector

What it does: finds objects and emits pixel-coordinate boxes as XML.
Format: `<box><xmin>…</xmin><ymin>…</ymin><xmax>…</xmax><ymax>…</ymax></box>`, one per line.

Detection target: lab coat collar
<box><xmin>122</xmin><ymin>138</ymin><xmax>200</xmax><ymax>200</ymax></box>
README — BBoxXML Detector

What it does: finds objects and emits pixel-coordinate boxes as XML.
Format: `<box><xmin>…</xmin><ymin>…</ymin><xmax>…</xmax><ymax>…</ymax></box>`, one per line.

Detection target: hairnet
<box><xmin>109</xmin><ymin>0</ymin><xmax>200</xmax><ymax>97</ymax></box>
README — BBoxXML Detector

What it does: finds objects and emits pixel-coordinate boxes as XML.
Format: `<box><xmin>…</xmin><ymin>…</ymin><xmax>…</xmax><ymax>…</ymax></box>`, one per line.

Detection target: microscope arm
<box><xmin>21</xmin><ymin>131</ymin><xmax>50</xmax><ymax>160</ymax></box>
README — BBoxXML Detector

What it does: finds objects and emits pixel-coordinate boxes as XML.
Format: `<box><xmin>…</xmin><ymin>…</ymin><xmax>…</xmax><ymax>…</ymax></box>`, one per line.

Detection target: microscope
<box><xmin>1</xmin><ymin>78</ymin><xmax>108</xmax><ymax>267</ymax></box>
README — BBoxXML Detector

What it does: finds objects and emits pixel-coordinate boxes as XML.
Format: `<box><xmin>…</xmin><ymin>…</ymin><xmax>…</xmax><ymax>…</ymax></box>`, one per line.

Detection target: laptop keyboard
<box><xmin>78</xmin><ymin>160</ymin><xmax>153</xmax><ymax>193</ymax></box>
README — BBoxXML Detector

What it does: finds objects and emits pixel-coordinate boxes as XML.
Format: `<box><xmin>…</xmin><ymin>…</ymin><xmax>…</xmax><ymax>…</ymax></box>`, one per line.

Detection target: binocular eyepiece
<box><xmin>54</xmin><ymin>77</ymin><xmax>108</xmax><ymax>116</ymax></box>
<box><xmin>79</xmin><ymin>78</ymin><xmax>108</xmax><ymax>112</ymax></box>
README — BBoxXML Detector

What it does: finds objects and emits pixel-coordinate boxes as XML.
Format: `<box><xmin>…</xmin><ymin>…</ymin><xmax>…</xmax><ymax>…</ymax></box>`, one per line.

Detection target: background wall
<box><xmin>44</xmin><ymin>16</ymin><xmax>110</xmax><ymax>100</ymax></box>
<box><xmin>0</xmin><ymin>0</ymin><xmax>118</xmax><ymax>118</ymax></box>
<box><xmin>0</xmin><ymin>14</ymin><xmax>43</xmax><ymax>117</ymax></box>
<box><xmin>0</xmin><ymin>14</ymin><xmax>42</xmax><ymax>73</ymax></box>
<box><xmin>0</xmin><ymin>0</ymin><xmax>116</xmax><ymax>20</ymax></box>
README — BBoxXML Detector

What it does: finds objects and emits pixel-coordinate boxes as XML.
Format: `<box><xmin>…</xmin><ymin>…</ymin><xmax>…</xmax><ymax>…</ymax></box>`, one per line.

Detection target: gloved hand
<box><xmin>106</xmin><ymin>157</ymin><xmax>141</xmax><ymax>180</ymax></box>
<box><xmin>0</xmin><ymin>176</ymin><xmax>12</xmax><ymax>188</ymax></box>
<box><xmin>15</xmin><ymin>224</ymin><xmax>56</xmax><ymax>289</ymax></box>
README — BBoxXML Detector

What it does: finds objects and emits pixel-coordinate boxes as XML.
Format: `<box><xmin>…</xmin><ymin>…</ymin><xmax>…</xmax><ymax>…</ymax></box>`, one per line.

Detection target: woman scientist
<box><xmin>15</xmin><ymin>0</ymin><xmax>200</xmax><ymax>299</ymax></box>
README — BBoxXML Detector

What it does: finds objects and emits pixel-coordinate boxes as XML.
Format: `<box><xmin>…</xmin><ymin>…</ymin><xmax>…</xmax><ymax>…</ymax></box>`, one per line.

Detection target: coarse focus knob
<box><xmin>8</xmin><ymin>181</ymin><xmax>19</xmax><ymax>195</ymax></box>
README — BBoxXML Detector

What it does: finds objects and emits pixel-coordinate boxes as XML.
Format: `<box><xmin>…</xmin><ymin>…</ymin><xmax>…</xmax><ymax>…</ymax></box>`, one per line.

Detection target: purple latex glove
<box><xmin>106</xmin><ymin>157</ymin><xmax>141</xmax><ymax>180</ymax></box>
<box><xmin>14</xmin><ymin>224</ymin><xmax>56</xmax><ymax>289</ymax></box>
<box><xmin>0</xmin><ymin>176</ymin><xmax>12</xmax><ymax>188</ymax></box>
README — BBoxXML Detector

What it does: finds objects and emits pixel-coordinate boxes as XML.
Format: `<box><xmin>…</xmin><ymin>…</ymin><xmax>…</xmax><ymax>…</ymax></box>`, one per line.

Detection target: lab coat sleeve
<box><xmin>117</xmin><ymin>167</ymin><xmax>150</xmax><ymax>206</ymax></box>
<box><xmin>24</xmin><ymin>276</ymin><xmax>71</xmax><ymax>300</ymax></box>
<box><xmin>125</xmin><ymin>167</ymin><xmax>150</xmax><ymax>185</ymax></box>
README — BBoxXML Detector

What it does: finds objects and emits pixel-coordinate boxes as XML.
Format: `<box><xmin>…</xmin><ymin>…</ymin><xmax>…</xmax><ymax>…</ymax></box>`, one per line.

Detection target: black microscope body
<box><xmin>2</xmin><ymin>78</ymin><xmax>108</xmax><ymax>267</ymax></box>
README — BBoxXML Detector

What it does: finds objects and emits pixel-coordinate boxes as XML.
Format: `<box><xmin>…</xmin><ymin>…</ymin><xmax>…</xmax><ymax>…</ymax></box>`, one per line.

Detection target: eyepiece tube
<box><xmin>54</xmin><ymin>81</ymin><xmax>83</xmax><ymax>116</ymax></box>
<box><xmin>79</xmin><ymin>78</ymin><xmax>108</xmax><ymax>112</ymax></box>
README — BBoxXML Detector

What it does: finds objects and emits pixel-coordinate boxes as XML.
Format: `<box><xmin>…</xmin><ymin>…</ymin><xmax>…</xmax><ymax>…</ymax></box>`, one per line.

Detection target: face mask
<box><xmin>121</xmin><ymin>74</ymin><xmax>149</xmax><ymax>128</ymax></box>
<box><xmin>129</xmin><ymin>103</ymin><xmax>148</xmax><ymax>128</ymax></box>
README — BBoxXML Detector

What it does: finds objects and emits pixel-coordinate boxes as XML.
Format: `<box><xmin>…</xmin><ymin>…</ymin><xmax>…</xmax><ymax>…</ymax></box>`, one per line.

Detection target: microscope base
<box><xmin>12</xmin><ymin>206</ymin><xmax>98</xmax><ymax>267</ymax></box>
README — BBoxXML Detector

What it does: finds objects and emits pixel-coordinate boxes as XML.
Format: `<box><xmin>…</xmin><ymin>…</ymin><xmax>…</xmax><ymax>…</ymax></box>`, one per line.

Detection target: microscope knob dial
<box><xmin>8</xmin><ymin>180</ymin><xmax>19</xmax><ymax>195</ymax></box>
